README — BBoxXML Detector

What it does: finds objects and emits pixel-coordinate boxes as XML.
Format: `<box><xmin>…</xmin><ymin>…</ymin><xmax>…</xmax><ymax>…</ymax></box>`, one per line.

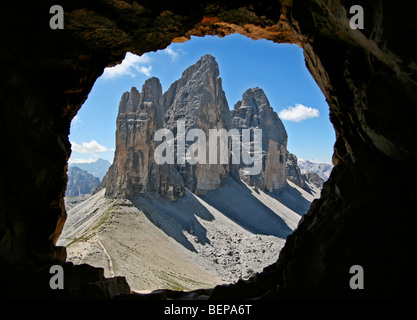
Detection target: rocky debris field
<box><xmin>59</xmin><ymin>178</ymin><xmax>320</xmax><ymax>291</ymax></box>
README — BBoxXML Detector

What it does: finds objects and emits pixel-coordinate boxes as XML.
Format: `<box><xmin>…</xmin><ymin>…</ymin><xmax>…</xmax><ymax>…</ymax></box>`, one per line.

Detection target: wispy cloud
<box><xmin>72</xmin><ymin>115</ymin><xmax>82</xmax><ymax>125</ymax></box>
<box><xmin>71</xmin><ymin>140</ymin><xmax>108</xmax><ymax>154</ymax></box>
<box><xmin>278</xmin><ymin>103</ymin><xmax>319</xmax><ymax>122</ymax></box>
<box><xmin>165</xmin><ymin>46</ymin><xmax>180</xmax><ymax>60</ymax></box>
<box><xmin>68</xmin><ymin>157</ymin><xmax>99</xmax><ymax>164</ymax></box>
<box><xmin>71</xmin><ymin>115</ymin><xmax>82</xmax><ymax>128</ymax></box>
<box><xmin>102</xmin><ymin>52</ymin><xmax>152</xmax><ymax>79</ymax></box>
<box><xmin>139</xmin><ymin>65</ymin><xmax>152</xmax><ymax>76</ymax></box>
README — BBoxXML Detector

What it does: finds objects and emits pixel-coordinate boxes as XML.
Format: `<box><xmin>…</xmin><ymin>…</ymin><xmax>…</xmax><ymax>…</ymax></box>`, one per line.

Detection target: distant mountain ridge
<box><xmin>69</xmin><ymin>158</ymin><xmax>111</xmax><ymax>180</ymax></box>
<box><xmin>297</xmin><ymin>159</ymin><xmax>333</xmax><ymax>181</ymax></box>
<box><xmin>66</xmin><ymin>166</ymin><xmax>100</xmax><ymax>196</ymax></box>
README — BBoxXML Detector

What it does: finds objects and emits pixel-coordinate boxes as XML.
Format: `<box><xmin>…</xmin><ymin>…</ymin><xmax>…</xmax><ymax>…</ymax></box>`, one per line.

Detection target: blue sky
<box><xmin>69</xmin><ymin>34</ymin><xmax>335</xmax><ymax>165</ymax></box>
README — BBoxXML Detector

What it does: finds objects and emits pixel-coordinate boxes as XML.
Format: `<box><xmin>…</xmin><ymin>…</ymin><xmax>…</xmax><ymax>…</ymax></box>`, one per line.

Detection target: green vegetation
<box><xmin>66</xmin><ymin>200</ymin><xmax>121</xmax><ymax>247</ymax></box>
<box><xmin>157</xmin><ymin>269</ymin><xmax>210</xmax><ymax>291</ymax></box>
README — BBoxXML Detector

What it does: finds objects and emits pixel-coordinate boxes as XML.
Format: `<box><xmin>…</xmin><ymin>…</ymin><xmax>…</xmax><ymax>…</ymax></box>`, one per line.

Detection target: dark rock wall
<box><xmin>0</xmin><ymin>0</ymin><xmax>416</xmax><ymax>299</ymax></box>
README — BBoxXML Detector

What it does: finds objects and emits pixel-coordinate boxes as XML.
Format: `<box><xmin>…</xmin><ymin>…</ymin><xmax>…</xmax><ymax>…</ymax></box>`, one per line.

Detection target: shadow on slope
<box><xmin>131</xmin><ymin>189</ymin><xmax>215</xmax><ymax>252</ymax></box>
<box><xmin>131</xmin><ymin>177</ymin><xmax>313</xmax><ymax>252</ymax></box>
<box><xmin>269</xmin><ymin>182</ymin><xmax>313</xmax><ymax>216</ymax></box>
<box><xmin>200</xmin><ymin>177</ymin><xmax>294</xmax><ymax>238</ymax></box>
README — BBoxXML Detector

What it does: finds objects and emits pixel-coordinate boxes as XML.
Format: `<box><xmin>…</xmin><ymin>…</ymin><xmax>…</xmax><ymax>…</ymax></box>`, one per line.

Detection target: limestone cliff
<box><xmin>102</xmin><ymin>77</ymin><xmax>184</xmax><ymax>200</ymax></box>
<box><xmin>163</xmin><ymin>54</ymin><xmax>232</xmax><ymax>194</ymax></box>
<box><xmin>2</xmin><ymin>0</ymin><xmax>415</xmax><ymax>300</ymax></box>
<box><xmin>102</xmin><ymin>56</ymin><xmax>292</xmax><ymax>200</ymax></box>
<box><xmin>231</xmin><ymin>87</ymin><xmax>288</xmax><ymax>191</ymax></box>
<box><xmin>285</xmin><ymin>151</ymin><xmax>307</xmax><ymax>190</ymax></box>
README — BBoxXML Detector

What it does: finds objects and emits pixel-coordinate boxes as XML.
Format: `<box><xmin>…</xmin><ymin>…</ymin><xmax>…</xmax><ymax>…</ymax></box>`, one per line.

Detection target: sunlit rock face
<box><xmin>104</xmin><ymin>56</ymin><xmax>289</xmax><ymax>199</ymax></box>
<box><xmin>102</xmin><ymin>54</ymin><xmax>232</xmax><ymax>198</ymax></box>
<box><xmin>163</xmin><ymin>54</ymin><xmax>232</xmax><ymax>194</ymax></box>
<box><xmin>232</xmin><ymin>87</ymin><xmax>288</xmax><ymax>192</ymax></box>
<box><xmin>101</xmin><ymin>77</ymin><xmax>184</xmax><ymax>200</ymax></box>
<box><xmin>0</xmin><ymin>0</ymin><xmax>415</xmax><ymax>299</ymax></box>
<box><xmin>285</xmin><ymin>152</ymin><xmax>307</xmax><ymax>190</ymax></box>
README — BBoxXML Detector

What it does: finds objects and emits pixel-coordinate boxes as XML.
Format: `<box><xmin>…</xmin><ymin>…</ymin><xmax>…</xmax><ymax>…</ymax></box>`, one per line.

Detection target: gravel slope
<box><xmin>58</xmin><ymin>179</ymin><xmax>320</xmax><ymax>292</ymax></box>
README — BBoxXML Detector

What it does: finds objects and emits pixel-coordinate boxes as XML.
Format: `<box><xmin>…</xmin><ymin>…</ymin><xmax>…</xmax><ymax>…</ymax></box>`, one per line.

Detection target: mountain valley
<box><xmin>59</xmin><ymin>54</ymin><xmax>328</xmax><ymax>292</ymax></box>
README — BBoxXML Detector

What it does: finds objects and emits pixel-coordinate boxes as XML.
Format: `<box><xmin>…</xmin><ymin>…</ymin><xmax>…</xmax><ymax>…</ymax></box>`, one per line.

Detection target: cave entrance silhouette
<box><xmin>60</xmin><ymin>34</ymin><xmax>334</xmax><ymax>293</ymax></box>
<box><xmin>1</xmin><ymin>1</ymin><xmax>415</xmax><ymax>300</ymax></box>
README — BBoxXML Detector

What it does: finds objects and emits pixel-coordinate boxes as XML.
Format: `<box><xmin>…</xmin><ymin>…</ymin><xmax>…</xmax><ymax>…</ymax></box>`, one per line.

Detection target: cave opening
<box><xmin>1</xmin><ymin>0</ymin><xmax>414</xmax><ymax>300</ymax></box>
<box><xmin>58</xmin><ymin>34</ymin><xmax>335</xmax><ymax>293</ymax></box>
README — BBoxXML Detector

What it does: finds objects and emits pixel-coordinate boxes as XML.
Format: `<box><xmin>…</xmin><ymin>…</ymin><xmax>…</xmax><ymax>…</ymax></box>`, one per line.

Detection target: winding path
<box><xmin>96</xmin><ymin>238</ymin><xmax>115</xmax><ymax>277</ymax></box>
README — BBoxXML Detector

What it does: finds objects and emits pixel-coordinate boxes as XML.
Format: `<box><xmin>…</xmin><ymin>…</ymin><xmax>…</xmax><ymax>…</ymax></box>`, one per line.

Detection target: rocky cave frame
<box><xmin>1</xmin><ymin>1</ymin><xmax>416</xmax><ymax>299</ymax></box>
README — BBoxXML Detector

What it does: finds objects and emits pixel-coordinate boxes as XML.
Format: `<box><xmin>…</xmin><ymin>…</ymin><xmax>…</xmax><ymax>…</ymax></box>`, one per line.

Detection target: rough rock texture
<box><xmin>232</xmin><ymin>88</ymin><xmax>288</xmax><ymax>191</ymax></box>
<box><xmin>101</xmin><ymin>54</ymin><xmax>232</xmax><ymax>199</ymax></box>
<box><xmin>66</xmin><ymin>166</ymin><xmax>100</xmax><ymax>196</ymax></box>
<box><xmin>1</xmin><ymin>0</ymin><xmax>416</xmax><ymax>300</ymax></box>
<box><xmin>302</xmin><ymin>172</ymin><xmax>324</xmax><ymax>189</ymax></box>
<box><xmin>101</xmin><ymin>78</ymin><xmax>184</xmax><ymax>200</ymax></box>
<box><xmin>2</xmin><ymin>261</ymin><xmax>131</xmax><ymax>299</ymax></box>
<box><xmin>285</xmin><ymin>152</ymin><xmax>307</xmax><ymax>190</ymax></box>
<box><xmin>69</xmin><ymin>158</ymin><xmax>111</xmax><ymax>181</ymax></box>
<box><xmin>163</xmin><ymin>54</ymin><xmax>232</xmax><ymax>194</ymax></box>
<box><xmin>104</xmin><ymin>59</ymin><xmax>287</xmax><ymax>200</ymax></box>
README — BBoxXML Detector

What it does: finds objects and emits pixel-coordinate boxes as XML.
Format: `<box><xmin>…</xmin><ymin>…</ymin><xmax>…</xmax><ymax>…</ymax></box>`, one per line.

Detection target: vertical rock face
<box><xmin>231</xmin><ymin>88</ymin><xmax>288</xmax><ymax>192</ymax></box>
<box><xmin>1</xmin><ymin>0</ymin><xmax>415</xmax><ymax>300</ymax></box>
<box><xmin>163</xmin><ymin>54</ymin><xmax>232</xmax><ymax>194</ymax></box>
<box><xmin>103</xmin><ymin>77</ymin><xmax>184</xmax><ymax>200</ymax></box>
<box><xmin>285</xmin><ymin>151</ymin><xmax>307</xmax><ymax>190</ymax></box>
<box><xmin>103</xmin><ymin>57</ymin><xmax>291</xmax><ymax>200</ymax></box>
<box><xmin>103</xmin><ymin>55</ymin><xmax>233</xmax><ymax>199</ymax></box>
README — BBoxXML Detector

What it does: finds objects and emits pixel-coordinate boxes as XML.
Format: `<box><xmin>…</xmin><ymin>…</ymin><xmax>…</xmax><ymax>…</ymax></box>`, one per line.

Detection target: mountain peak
<box><xmin>69</xmin><ymin>158</ymin><xmax>111</xmax><ymax>181</ymax></box>
<box><xmin>140</xmin><ymin>76</ymin><xmax>163</xmax><ymax>104</ymax></box>
<box><xmin>181</xmin><ymin>54</ymin><xmax>219</xmax><ymax>79</ymax></box>
<box><xmin>163</xmin><ymin>53</ymin><xmax>228</xmax><ymax>131</ymax></box>
<box><xmin>119</xmin><ymin>86</ymin><xmax>140</xmax><ymax>114</ymax></box>
<box><xmin>105</xmin><ymin>54</ymin><xmax>292</xmax><ymax>199</ymax></box>
<box><xmin>240</xmin><ymin>87</ymin><xmax>271</xmax><ymax>111</ymax></box>
<box><xmin>199</xmin><ymin>53</ymin><xmax>217</xmax><ymax>64</ymax></box>
<box><xmin>231</xmin><ymin>86</ymin><xmax>288</xmax><ymax>191</ymax></box>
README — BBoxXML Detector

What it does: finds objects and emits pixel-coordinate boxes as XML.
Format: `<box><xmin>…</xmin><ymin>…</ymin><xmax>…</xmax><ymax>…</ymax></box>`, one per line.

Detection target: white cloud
<box><xmin>71</xmin><ymin>140</ymin><xmax>108</xmax><ymax>154</ymax></box>
<box><xmin>68</xmin><ymin>157</ymin><xmax>98</xmax><ymax>164</ymax></box>
<box><xmin>139</xmin><ymin>65</ymin><xmax>152</xmax><ymax>76</ymax></box>
<box><xmin>165</xmin><ymin>46</ymin><xmax>179</xmax><ymax>60</ymax></box>
<box><xmin>102</xmin><ymin>52</ymin><xmax>152</xmax><ymax>79</ymax></box>
<box><xmin>278</xmin><ymin>103</ymin><xmax>319</xmax><ymax>122</ymax></box>
<box><xmin>72</xmin><ymin>115</ymin><xmax>82</xmax><ymax>125</ymax></box>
